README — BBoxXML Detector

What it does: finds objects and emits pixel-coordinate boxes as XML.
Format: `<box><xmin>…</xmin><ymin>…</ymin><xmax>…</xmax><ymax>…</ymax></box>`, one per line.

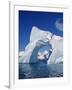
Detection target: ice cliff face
<box><xmin>48</xmin><ymin>35</ymin><xmax>63</xmax><ymax>64</ymax></box>
<box><xmin>19</xmin><ymin>26</ymin><xmax>63</xmax><ymax>64</ymax></box>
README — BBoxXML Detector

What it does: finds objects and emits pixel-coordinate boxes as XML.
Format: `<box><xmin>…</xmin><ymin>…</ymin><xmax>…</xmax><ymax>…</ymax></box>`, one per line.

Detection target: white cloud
<box><xmin>55</xmin><ymin>19</ymin><xmax>63</xmax><ymax>31</ymax></box>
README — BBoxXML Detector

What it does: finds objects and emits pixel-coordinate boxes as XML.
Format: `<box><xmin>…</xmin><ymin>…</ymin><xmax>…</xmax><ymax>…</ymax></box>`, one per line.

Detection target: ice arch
<box><xmin>19</xmin><ymin>26</ymin><xmax>52</xmax><ymax>63</ymax></box>
<box><xmin>19</xmin><ymin>26</ymin><xmax>63</xmax><ymax>64</ymax></box>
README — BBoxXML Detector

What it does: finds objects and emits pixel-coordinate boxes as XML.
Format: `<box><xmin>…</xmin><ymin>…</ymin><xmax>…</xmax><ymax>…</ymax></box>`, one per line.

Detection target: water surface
<box><xmin>19</xmin><ymin>61</ymin><xmax>63</xmax><ymax>79</ymax></box>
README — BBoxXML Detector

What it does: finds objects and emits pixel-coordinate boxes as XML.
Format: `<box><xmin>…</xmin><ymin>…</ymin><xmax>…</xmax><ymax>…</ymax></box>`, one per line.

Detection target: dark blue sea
<box><xmin>19</xmin><ymin>61</ymin><xmax>63</xmax><ymax>79</ymax></box>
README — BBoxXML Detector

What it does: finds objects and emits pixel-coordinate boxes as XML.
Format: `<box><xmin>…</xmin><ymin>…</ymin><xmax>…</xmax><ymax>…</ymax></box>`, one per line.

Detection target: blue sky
<box><xmin>19</xmin><ymin>11</ymin><xmax>63</xmax><ymax>51</ymax></box>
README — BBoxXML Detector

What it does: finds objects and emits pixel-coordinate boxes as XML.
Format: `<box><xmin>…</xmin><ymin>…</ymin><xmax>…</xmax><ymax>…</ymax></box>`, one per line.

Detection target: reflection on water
<box><xmin>19</xmin><ymin>61</ymin><xmax>63</xmax><ymax>79</ymax></box>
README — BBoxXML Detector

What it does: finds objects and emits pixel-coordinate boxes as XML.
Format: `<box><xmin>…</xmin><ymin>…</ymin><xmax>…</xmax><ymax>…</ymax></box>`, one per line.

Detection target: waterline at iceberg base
<box><xmin>19</xmin><ymin>62</ymin><xmax>63</xmax><ymax>79</ymax></box>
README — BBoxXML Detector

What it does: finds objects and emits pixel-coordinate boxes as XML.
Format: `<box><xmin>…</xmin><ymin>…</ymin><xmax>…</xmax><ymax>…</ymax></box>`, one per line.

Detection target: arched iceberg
<box><xmin>19</xmin><ymin>26</ymin><xmax>63</xmax><ymax>64</ymax></box>
<box><xmin>19</xmin><ymin>26</ymin><xmax>52</xmax><ymax>63</ymax></box>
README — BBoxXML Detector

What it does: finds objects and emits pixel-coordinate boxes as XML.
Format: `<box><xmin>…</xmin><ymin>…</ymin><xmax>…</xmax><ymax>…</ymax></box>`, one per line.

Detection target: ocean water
<box><xmin>19</xmin><ymin>61</ymin><xmax>63</xmax><ymax>79</ymax></box>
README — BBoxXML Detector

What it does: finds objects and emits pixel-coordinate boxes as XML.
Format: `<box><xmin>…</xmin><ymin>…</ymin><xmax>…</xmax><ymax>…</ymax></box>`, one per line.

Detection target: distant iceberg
<box><xmin>19</xmin><ymin>26</ymin><xmax>63</xmax><ymax>64</ymax></box>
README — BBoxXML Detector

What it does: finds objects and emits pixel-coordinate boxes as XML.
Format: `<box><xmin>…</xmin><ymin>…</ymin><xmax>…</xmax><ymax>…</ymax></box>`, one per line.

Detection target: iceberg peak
<box><xmin>30</xmin><ymin>26</ymin><xmax>53</xmax><ymax>42</ymax></box>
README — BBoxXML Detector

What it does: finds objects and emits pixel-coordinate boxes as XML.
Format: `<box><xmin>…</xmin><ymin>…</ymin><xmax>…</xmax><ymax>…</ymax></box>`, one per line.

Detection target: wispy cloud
<box><xmin>55</xmin><ymin>18</ymin><xmax>63</xmax><ymax>31</ymax></box>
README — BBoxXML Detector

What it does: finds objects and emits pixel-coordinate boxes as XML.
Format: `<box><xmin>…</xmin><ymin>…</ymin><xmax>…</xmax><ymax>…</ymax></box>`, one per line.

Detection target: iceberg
<box><xmin>19</xmin><ymin>26</ymin><xmax>63</xmax><ymax>64</ymax></box>
<box><xmin>19</xmin><ymin>26</ymin><xmax>52</xmax><ymax>63</ymax></box>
